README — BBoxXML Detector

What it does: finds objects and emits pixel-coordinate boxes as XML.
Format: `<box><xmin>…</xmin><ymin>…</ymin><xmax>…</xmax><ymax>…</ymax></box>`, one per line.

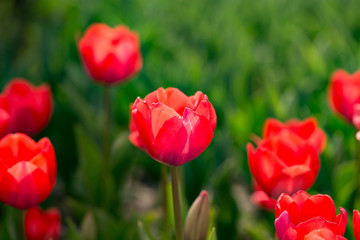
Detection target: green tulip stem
<box><xmin>170</xmin><ymin>166</ymin><xmax>184</xmax><ymax>240</ymax></box>
<box><xmin>103</xmin><ymin>85</ymin><xmax>111</xmax><ymax>170</ymax></box>
<box><xmin>355</xmin><ymin>140</ymin><xmax>360</xmax><ymax>209</ymax></box>
<box><xmin>161</xmin><ymin>165</ymin><xmax>170</xmax><ymax>240</ymax></box>
<box><xmin>18</xmin><ymin>209</ymin><xmax>25</xmax><ymax>240</ymax></box>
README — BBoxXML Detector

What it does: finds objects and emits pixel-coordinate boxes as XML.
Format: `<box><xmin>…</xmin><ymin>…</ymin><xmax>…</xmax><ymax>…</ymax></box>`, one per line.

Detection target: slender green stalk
<box><xmin>161</xmin><ymin>165</ymin><xmax>170</xmax><ymax>240</ymax></box>
<box><xmin>170</xmin><ymin>166</ymin><xmax>184</xmax><ymax>240</ymax></box>
<box><xmin>103</xmin><ymin>86</ymin><xmax>111</xmax><ymax>169</ymax></box>
<box><xmin>18</xmin><ymin>209</ymin><xmax>25</xmax><ymax>240</ymax></box>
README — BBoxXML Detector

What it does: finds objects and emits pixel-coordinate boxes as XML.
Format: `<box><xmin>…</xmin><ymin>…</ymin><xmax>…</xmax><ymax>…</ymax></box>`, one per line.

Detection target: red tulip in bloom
<box><xmin>0</xmin><ymin>133</ymin><xmax>56</xmax><ymax>209</ymax></box>
<box><xmin>354</xmin><ymin>210</ymin><xmax>360</xmax><ymax>240</ymax></box>
<box><xmin>78</xmin><ymin>23</ymin><xmax>142</xmax><ymax>84</ymax></box>
<box><xmin>25</xmin><ymin>206</ymin><xmax>61</xmax><ymax>240</ymax></box>
<box><xmin>131</xmin><ymin>87</ymin><xmax>216</xmax><ymax>166</ymax></box>
<box><xmin>328</xmin><ymin>69</ymin><xmax>360</xmax><ymax>122</ymax></box>
<box><xmin>263</xmin><ymin>117</ymin><xmax>327</xmax><ymax>153</ymax></box>
<box><xmin>275</xmin><ymin>191</ymin><xmax>347</xmax><ymax>240</ymax></box>
<box><xmin>247</xmin><ymin>131</ymin><xmax>320</xmax><ymax>199</ymax></box>
<box><xmin>0</xmin><ymin>78</ymin><xmax>53</xmax><ymax>136</ymax></box>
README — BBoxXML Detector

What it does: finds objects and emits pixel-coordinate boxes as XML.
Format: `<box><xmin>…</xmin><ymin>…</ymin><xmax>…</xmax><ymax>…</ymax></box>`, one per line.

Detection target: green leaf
<box><xmin>333</xmin><ymin>160</ymin><xmax>357</xmax><ymax>207</ymax></box>
<box><xmin>65</xmin><ymin>217</ymin><xmax>82</xmax><ymax>240</ymax></box>
<box><xmin>208</xmin><ymin>227</ymin><xmax>217</xmax><ymax>240</ymax></box>
<box><xmin>137</xmin><ymin>221</ymin><xmax>151</xmax><ymax>240</ymax></box>
<box><xmin>73</xmin><ymin>125</ymin><xmax>102</xmax><ymax>205</ymax></box>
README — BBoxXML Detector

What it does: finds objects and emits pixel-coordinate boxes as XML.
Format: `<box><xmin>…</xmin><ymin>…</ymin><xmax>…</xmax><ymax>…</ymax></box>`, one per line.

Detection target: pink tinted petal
<box><xmin>182</xmin><ymin>108</ymin><xmax>213</xmax><ymax>162</ymax></box>
<box><xmin>275</xmin><ymin>211</ymin><xmax>298</xmax><ymax>240</ymax></box>
<box><xmin>156</xmin><ymin>88</ymin><xmax>194</xmax><ymax>115</ymax></box>
<box><xmin>150</xmin><ymin>103</ymin><xmax>180</xmax><ymax>138</ymax></box>
<box><xmin>304</xmin><ymin>228</ymin><xmax>346</xmax><ymax>240</ymax></box>
<box><xmin>154</xmin><ymin>116</ymin><xmax>188</xmax><ymax>166</ymax></box>
<box><xmin>354</xmin><ymin>210</ymin><xmax>360</xmax><ymax>240</ymax></box>
<box><xmin>301</xmin><ymin>195</ymin><xmax>336</xmax><ymax>223</ymax></box>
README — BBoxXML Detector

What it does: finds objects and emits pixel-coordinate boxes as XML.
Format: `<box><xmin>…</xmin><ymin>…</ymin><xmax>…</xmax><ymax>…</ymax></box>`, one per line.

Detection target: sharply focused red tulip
<box><xmin>263</xmin><ymin>117</ymin><xmax>327</xmax><ymax>152</ymax></box>
<box><xmin>354</xmin><ymin>210</ymin><xmax>360</xmax><ymax>240</ymax></box>
<box><xmin>0</xmin><ymin>133</ymin><xmax>57</xmax><ymax>209</ymax></box>
<box><xmin>275</xmin><ymin>191</ymin><xmax>347</xmax><ymax>240</ymax></box>
<box><xmin>247</xmin><ymin>132</ymin><xmax>320</xmax><ymax>199</ymax></box>
<box><xmin>328</xmin><ymin>69</ymin><xmax>360</xmax><ymax>123</ymax></box>
<box><xmin>0</xmin><ymin>78</ymin><xmax>53</xmax><ymax>137</ymax></box>
<box><xmin>78</xmin><ymin>23</ymin><xmax>142</xmax><ymax>85</ymax></box>
<box><xmin>25</xmin><ymin>206</ymin><xmax>61</xmax><ymax>240</ymax></box>
<box><xmin>131</xmin><ymin>87</ymin><xmax>216</xmax><ymax>166</ymax></box>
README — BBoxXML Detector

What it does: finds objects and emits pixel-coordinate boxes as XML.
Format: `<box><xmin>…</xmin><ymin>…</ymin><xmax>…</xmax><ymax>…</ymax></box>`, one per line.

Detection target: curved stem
<box><xmin>170</xmin><ymin>166</ymin><xmax>184</xmax><ymax>240</ymax></box>
<box><xmin>103</xmin><ymin>86</ymin><xmax>111</xmax><ymax>166</ymax></box>
<box><xmin>161</xmin><ymin>165</ymin><xmax>170</xmax><ymax>240</ymax></box>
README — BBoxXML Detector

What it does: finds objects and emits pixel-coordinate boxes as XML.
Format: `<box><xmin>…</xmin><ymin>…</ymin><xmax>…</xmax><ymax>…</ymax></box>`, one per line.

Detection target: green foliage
<box><xmin>1</xmin><ymin>0</ymin><xmax>360</xmax><ymax>239</ymax></box>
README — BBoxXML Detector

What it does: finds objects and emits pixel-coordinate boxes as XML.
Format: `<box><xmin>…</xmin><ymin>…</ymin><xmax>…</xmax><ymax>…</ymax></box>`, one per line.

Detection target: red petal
<box><xmin>300</xmin><ymin>195</ymin><xmax>336</xmax><ymax>223</ymax></box>
<box><xmin>296</xmin><ymin>217</ymin><xmax>338</xmax><ymax>239</ymax></box>
<box><xmin>275</xmin><ymin>193</ymin><xmax>301</xmax><ymax>226</ymax></box>
<box><xmin>263</xmin><ymin>118</ymin><xmax>285</xmax><ymax>138</ymax></box>
<box><xmin>336</xmin><ymin>208</ymin><xmax>347</xmax><ymax>235</ymax></box>
<box><xmin>154</xmin><ymin>116</ymin><xmax>188</xmax><ymax>166</ymax></box>
<box><xmin>353</xmin><ymin>210</ymin><xmax>360</xmax><ymax>240</ymax></box>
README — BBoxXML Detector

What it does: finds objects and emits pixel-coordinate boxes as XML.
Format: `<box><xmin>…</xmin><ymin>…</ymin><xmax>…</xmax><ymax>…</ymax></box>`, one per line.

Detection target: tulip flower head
<box><xmin>0</xmin><ymin>133</ymin><xmax>57</xmax><ymax>209</ymax></box>
<box><xmin>247</xmin><ymin>131</ymin><xmax>320</xmax><ymax>200</ymax></box>
<box><xmin>131</xmin><ymin>87</ymin><xmax>216</xmax><ymax>166</ymax></box>
<box><xmin>78</xmin><ymin>23</ymin><xmax>142</xmax><ymax>85</ymax></box>
<box><xmin>328</xmin><ymin>69</ymin><xmax>360</xmax><ymax>123</ymax></box>
<box><xmin>184</xmin><ymin>190</ymin><xmax>210</xmax><ymax>240</ymax></box>
<box><xmin>25</xmin><ymin>206</ymin><xmax>61</xmax><ymax>240</ymax></box>
<box><xmin>263</xmin><ymin>117</ymin><xmax>327</xmax><ymax>153</ymax></box>
<box><xmin>0</xmin><ymin>78</ymin><xmax>53</xmax><ymax>137</ymax></box>
<box><xmin>275</xmin><ymin>191</ymin><xmax>347</xmax><ymax>240</ymax></box>
<box><xmin>354</xmin><ymin>210</ymin><xmax>360</xmax><ymax>240</ymax></box>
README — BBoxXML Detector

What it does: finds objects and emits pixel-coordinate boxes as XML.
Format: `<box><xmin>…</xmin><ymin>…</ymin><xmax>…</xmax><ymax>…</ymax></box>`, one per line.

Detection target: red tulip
<box><xmin>25</xmin><ymin>206</ymin><xmax>61</xmax><ymax>240</ymax></box>
<box><xmin>263</xmin><ymin>117</ymin><xmax>327</xmax><ymax>153</ymax></box>
<box><xmin>328</xmin><ymin>69</ymin><xmax>360</xmax><ymax>122</ymax></box>
<box><xmin>0</xmin><ymin>133</ymin><xmax>56</xmax><ymax>209</ymax></box>
<box><xmin>0</xmin><ymin>78</ymin><xmax>53</xmax><ymax>136</ymax></box>
<box><xmin>78</xmin><ymin>23</ymin><xmax>142</xmax><ymax>85</ymax></box>
<box><xmin>275</xmin><ymin>191</ymin><xmax>347</xmax><ymax>240</ymax></box>
<box><xmin>131</xmin><ymin>87</ymin><xmax>216</xmax><ymax>166</ymax></box>
<box><xmin>247</xmin><ymin>132</ymin><xmax>320</xmax><ymax>199</ymax></box>
<box><xmin>353</xmin><ymin>210</ymin><xmax>360</xmax><ymax>240</ymax></box>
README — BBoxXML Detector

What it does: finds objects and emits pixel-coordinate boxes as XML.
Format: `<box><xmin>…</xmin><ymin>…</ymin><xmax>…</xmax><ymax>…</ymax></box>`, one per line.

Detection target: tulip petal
<box><xmin>301</xmin><ymin>195</ymin><xmax>337</xmax><ymax>223</ymax></box>
<box><xmin>155</xmin><ymin>88</ymin><xmax>194</xmax><ymax>115</ymax></box>
<box><xmin>354</xmin><ymin>210</ymin><xmax>360</xmax><ymax>240</ymax></box>
<box><xmin>192</xmin><ymin>94</ymin><xmax>217</xmax><ymax>131</ymax></box>
<box><xmin>275</xmin><ymin>193</ymin><xmax>301</xmax><ymax>226</ymax></box>
<box><xmin>296</xmin><ymin>216</ymin><xmax>339</xmax><ymax>239</ymax></box>
<box><xmin>336</xmin><ymin>208</ymin><xmax>347</xmax><ymax>235</ymax></box>
<box><xmin>275</xmin><ymin>211</ymin><xmax>298</xmax><ymax>240</ymax></box>
<box><xmin>183</xmin><ymin>108</ymin><xmax>214</xmax><ymax>162</ymax></box>
<box><xmin>154</xmin><ymin>116</ymin><xmax>188</xmax><ymax>166</ymax></box>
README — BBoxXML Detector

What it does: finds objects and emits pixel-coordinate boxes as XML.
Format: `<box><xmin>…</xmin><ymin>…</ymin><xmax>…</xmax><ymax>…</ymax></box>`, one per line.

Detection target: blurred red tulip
<box><xmin>0</xmin><ymin>78</ymin><xmax>53</xmax><ymax>137</ymax></box>
<box><xmin>25</xmin><ymin>206</ymin><xmax>61</xmax><ymax>240</ymax></box>
<box><xmin>263</xmin><ymin>117</ymin><xmax>327</xmax><ymax>152</ymax></box>
<box><xmin>328</xmin><ymin>69</ymin><xmax>360</xmax><ymax>123</ymax></box>
<box><xmin>78</xmin><ymin>23</ymin><xmax>142</xmax><ymax>85</ymax></box>
<box><xmin>0</xmin><ymin>133</ymin><xmax>56</xmax><ymax>209</ymax></box>
<box><xmin>247</xmin><ymin>132</ymin><xmax>320</xmax><ymax>199</ymax></box>
<box><xmin>131</xmin><ymin>87</ymin><xmax>216</xmax><ymax>166</ymax></box>
<box><xmin>354</xmin><ymin>210</ymin><xmax>360</xmax><ymax>240</ymax></box>
<box><xmin>275</xmin><ymin>191</ymin><xmax>347</xmax><ymax>240</ymax></box>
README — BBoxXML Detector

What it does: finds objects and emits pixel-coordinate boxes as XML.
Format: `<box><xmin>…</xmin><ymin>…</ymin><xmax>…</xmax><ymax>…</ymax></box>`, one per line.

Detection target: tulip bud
<box><xmin>184</xmin><ymin>190</ymin><xmax>210</xmax><ymax>240</ymax></box>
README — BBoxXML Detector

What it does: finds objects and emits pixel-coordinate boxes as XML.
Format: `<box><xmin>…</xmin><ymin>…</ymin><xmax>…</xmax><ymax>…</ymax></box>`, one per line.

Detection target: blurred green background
<box><xmin>1</xmin><ymin>0</ymin><xmax>360</xmax><ymax>239</ymax></box>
